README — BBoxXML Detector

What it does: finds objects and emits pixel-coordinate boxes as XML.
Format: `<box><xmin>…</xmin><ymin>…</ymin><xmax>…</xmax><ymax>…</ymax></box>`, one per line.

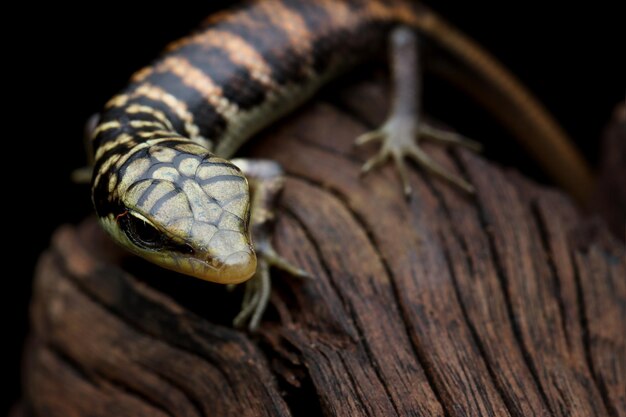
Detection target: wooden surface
<box><xmin>22</xmin><ymin>78</ymin><xmax>625</xmax><ymax>417</ymax></box>
<box><xmin>592</xmin><ymin>102</ymin><xmax>626</xmax><ymax>241</ymax></box>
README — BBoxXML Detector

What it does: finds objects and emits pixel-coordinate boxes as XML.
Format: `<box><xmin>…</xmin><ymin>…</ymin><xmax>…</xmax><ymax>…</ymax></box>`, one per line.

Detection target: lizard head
<box><xmin>93</xmin><ymin>142</ymin><xmax>256</xmax><ymax>284</ymax></box>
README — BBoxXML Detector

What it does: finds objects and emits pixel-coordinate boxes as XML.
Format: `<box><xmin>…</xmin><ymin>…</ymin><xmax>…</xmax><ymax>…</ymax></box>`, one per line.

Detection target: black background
<box><xmin>6</xmin><ymin>1</ymin><xmax>623</xmax><ymax>413</ymax></box>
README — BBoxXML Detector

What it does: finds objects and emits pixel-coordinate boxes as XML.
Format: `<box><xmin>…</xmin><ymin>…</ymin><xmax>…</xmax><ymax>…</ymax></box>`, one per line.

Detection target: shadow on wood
<box><xmin>22</xmin><ymin>77</ymin><xmax>625</xmax><ymax>417</ymax></box>
<box><xmin>592</xmin><ymin>102</ymin><xmax>626</xmax><ymax>241</ymax></box>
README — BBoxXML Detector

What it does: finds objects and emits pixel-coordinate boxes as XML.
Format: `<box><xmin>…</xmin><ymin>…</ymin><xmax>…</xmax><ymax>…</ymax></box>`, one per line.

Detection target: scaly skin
<box><xmin>91</xmin><ymin>0</ymin><xmax>591</xmax><ymax>302</ymax></box>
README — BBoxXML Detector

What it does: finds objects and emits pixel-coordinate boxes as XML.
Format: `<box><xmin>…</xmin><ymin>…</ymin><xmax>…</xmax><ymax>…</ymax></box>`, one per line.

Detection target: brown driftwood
<box><xmin>22</xmin><ymin>76</ymin><xmax>625</xmax><ymax>417</ymax></box>
<box><xmin>592</xmin><ymin>102</ymin><xmax>626</xmax><ymax>241</ymax></box>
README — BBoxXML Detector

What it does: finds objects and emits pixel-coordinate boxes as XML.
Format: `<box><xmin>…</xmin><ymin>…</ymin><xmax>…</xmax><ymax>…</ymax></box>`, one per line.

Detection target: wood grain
<box><xmin>592</xmin><ymin>102</ymin><xmax>626</xmax><ymax>241</ymax></box>
<box><xmin>22</xmin><ymin>77</ymin><xmax>625</xmax><ymax>417</ymax></box>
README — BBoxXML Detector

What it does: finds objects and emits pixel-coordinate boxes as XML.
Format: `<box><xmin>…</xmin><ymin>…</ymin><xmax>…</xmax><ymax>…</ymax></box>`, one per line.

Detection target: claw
<box><xmin>233</xmin><ymin>276</ymin><xmax>261</xmax><ymax>329</ymax></box>
<box><xmin>355</xmin><ymin>117</ymin><xmax>477</xmax><ymax>195</ymax></box>
<box><xmin>408</xmin><ymin>146</ymin><xmax>475</xmax><ymax>193</ymax></box>
<box><xmin>233</xmin><ymin>241</ymin><xmax>310</xmax><ymax>331</ymax></box>
<box><xmin>420</xmin><ymin>124</ymin><xmax>482</xmax><ymax>152</ymax></box>
<box><xmin>361</xmin><ymin>151</ymin><xmax>389</xmax><ymax>175</ymax></box>
<box><xmin>231</xmin><ymin>158</ymin><xmax>311</xmax><ymax>331</ymax></box>
<box><xmin>392</xmin><ymin>151</ymin><xmax>412</xmax><ymax>197</ymax></box>
<box><xmin>355</xmin><ymin>130</ymin><xmax>384</xmax><ymax>146</ymax></box>
<box><xmin>236</xmin><ymin>260</ymin><xmax>271</xmax><ymax>331</ymax></box>
<box><xmin>263</xmin><ymin>247</ymin><xmax>311</xmax><ymax>279</ymax></box>
<box><xmin>230</xmin><ymin>158</ymin><xmax>313</xmax><ymax>331</ymax></box>
<box><xmin>359</xmin><ymin>25</ymin><xmax>480</xmax><ymax>197</ymax></box>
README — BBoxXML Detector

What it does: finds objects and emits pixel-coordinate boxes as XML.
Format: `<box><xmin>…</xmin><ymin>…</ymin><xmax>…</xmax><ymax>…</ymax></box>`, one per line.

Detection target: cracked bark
<box><xmin>21</xmin><ymin>78</ymin><xmax>625</xmax><ymax>417</ymax></box>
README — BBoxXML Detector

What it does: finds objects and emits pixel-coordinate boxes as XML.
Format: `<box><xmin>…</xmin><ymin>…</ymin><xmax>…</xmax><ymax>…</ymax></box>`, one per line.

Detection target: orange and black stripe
<box><xmin>92</xmin><ymin>0</ymin><xmax>422</xmax><ymax>215</ymax></box>
<box><xmin>87</xmin><ymin>0</ymin><xmax>594</xmax><ymax>307</ymax></box>
<box><xmin>93</xmin><ymin>0</ymin><xmax>588</xmax><ymax>218</ymax></box>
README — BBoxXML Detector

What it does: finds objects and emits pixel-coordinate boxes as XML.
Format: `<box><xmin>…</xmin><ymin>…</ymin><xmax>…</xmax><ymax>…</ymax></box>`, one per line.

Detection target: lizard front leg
<box><xmin>356</xmin><ymin>27</ymin><xmax>481</xmax><ymax>196</ymax></box>
<box><xmin>230</xmin><ymin>159</ymin><xmax>309</xmax><ymax>331</ymax></box>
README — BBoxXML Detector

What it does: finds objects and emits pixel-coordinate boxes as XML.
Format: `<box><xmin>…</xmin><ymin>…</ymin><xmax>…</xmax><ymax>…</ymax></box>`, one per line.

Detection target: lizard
<box><xmin>89</xmin><ymin>0</ymin><xmax>593</xmax><ymax>330</ymax></box>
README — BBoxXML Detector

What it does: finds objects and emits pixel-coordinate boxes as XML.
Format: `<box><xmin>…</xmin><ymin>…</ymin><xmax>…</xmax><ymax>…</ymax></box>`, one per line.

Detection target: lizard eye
<box><xmin>120</xmin><ymin>211</ymin><xmax>163</xmax><ymax>249</ymax></box>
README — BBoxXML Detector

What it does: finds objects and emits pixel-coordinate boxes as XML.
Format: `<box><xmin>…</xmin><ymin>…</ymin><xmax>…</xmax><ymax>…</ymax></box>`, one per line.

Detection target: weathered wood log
<box><xmin>22</xmin><ymin>76</ymin><xmax>625</xmax><ymax>417</ymax></box>
<box><xmin>592</xmin><ymin>102</ymin><xmax>626</xmax><ymax>241</ymax></box>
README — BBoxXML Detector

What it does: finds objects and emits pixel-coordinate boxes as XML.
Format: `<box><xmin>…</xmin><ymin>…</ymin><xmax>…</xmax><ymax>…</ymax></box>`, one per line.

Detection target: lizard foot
<box><xmin>230</xmin><ymin>158</ymin><xmax>310</xmax><ymax>332</ymax></box>
<box><xmin>355</xmin><ymin>116</ymin><xmax>481</xmax><ymax>196</ymax></box>
<box><xmin>233</xmin><ymin>237</ymin><xmax>310</xmax><ymax>331</ymax></box>
<box><xmin>356</xmin><ymin>26</ymin><xmax>481</xmax><ymax>197</ymax></box>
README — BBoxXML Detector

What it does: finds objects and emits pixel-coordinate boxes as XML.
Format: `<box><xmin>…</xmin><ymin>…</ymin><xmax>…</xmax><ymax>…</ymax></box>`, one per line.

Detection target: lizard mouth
<box><xmin>209</xmin><ymin>249</ymin><xmax>258</xmax><ymax>284</ymax></box>
<box><xmin>164</xmin><ymin>248</ymin><xmax>258</xmax><ymax>284</ymax></box>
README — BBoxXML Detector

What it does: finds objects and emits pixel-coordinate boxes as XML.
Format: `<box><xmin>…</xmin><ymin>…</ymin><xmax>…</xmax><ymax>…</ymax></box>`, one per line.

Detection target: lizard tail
<box><xmin>405</xmin><ymin>4</ymin><xmax>594</xmax><ymax>204</ymax></box>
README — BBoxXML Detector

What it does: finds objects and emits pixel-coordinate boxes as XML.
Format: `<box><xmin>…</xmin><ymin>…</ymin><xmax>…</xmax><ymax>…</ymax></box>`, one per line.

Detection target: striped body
<box><xmin>91</xmin><ymin>0</ymin><xmax>420</xmax><ymax>283</ymax></box>
<box><xmin>93</xmin><ymin>0</ymin><xmax>420</xmax><ymax>165</ymax></box>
